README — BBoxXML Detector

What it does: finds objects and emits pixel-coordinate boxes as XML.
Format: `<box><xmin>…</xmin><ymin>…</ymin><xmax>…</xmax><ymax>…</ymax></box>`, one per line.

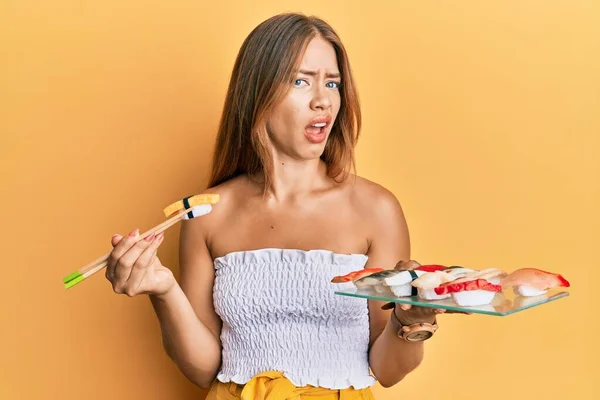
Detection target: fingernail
<box><xmin>129</xmin><ymin>228</ymin><xmax>139</xmax><ymax>237</ymax></box>
<box><xmin>155</xmin><ymin>232</ymin><xmax>164</xmax><ymax>242</ymax></box>
<box><xmin>145</xmin><ymin>233</ymin><xmax>155</xmax><ymax>242</ymax></box>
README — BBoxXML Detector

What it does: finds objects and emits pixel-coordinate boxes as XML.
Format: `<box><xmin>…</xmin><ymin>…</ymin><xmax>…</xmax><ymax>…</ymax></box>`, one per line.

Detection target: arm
<box><xmin>365</xmin><ymin>189</ymin><xmax>433</xmax><ymax>388</ymax></box>
<box><xmin>149</xmin><ymin>213</ymin><xmax>222</xmax><ymax>389</ymax></box>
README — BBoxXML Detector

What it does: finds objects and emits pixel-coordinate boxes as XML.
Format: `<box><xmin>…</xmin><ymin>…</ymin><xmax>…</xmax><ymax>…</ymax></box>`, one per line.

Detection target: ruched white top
<box><xmin>212</xmin><ymin>248</ymin><xmax>377</xmax><ymax>390</ymax></box>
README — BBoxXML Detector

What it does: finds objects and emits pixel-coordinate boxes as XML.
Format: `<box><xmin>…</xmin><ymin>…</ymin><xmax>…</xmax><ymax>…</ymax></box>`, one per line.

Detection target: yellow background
<box><xmin>2</xmin><ymin>1</ymin><xmax>598</xmax><ymax>399</ymax></box>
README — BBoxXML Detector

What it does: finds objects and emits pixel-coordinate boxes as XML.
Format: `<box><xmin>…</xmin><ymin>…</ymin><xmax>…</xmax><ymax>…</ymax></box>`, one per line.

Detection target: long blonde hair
<box><xmin>208</xmin><ymin>13</ymin><xmax>361</xmax><ymax>189</ymax></box>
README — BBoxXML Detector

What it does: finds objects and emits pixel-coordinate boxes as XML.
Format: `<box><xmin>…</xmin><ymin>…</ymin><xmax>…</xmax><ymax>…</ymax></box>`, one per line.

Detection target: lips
<box><xmin>306</xmin><ymin>115</ymin><xmax>332</xmax><ymax>128</ymax></box>
<box><xmin>304</xmin><ymin>115</ymin><xmax>332</xmax><ymax>144</ymax></box>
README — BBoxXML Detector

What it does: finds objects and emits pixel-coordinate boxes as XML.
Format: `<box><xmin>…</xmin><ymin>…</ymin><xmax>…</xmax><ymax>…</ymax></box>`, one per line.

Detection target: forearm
<box><xmin>149</xmin><ymin>283</ymin><xmax>221</xmax><ymax>388</ymax></box>
<box><xmin>368</xmin><ymin>314</ymin><xmax>427</xmax><ymax>388</ymax></box>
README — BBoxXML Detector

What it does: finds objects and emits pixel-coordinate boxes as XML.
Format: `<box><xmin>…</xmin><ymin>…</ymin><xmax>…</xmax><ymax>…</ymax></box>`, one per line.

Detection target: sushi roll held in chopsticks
<box><xmin>501</xmin><ymin>268</ymin><xmax>570</xmax><ymax>297</ymax></box>
<box><xmin>63</xmin><ymin>193</ymin><xmax>220</xmax><ymax>289</ymax></box>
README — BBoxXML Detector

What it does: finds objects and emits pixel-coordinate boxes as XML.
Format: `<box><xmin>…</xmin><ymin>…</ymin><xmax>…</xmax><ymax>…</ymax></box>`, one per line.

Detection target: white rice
<box><xmin>418</xmin><ymin>288</ymin><xmax>450</xmax><ymax>300</ymax></box>
<box><xmin>452</xmin><ymin>290</ymin><xmax>496</xmax><ymax>306</ymax></box>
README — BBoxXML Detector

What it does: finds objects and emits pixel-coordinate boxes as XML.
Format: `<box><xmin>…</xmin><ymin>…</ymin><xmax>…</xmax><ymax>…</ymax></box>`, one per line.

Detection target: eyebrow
<box><xmin>298</xmin><ymin>69</ymin><xmax>341</xmax><ymax>79</ymax></box>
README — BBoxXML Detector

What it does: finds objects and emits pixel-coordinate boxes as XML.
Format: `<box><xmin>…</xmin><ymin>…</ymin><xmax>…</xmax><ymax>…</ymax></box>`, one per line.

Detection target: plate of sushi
<box><xmin>332</xmin><ymin>264</ymin><xmax>571</xmax><ymax>316</ymax></box>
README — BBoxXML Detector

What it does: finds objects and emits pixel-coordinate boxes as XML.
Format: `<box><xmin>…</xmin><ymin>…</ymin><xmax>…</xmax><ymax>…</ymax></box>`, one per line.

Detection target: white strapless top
<box><xmin>212</xmin><ymin>248</ymin><xmax>377</xmax><ymax>390</ymax></box>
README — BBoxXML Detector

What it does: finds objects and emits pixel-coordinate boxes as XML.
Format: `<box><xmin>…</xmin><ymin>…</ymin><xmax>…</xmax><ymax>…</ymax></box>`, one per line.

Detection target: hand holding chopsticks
<box><xmin>104</xmin><ymin>228</ymin><xmax>175</xmax><ymax>297</ymax></box>
<box><xmin>63</xmin><ymin>194</ymin><xmax>220</xmax><ymax>289</ymax></box>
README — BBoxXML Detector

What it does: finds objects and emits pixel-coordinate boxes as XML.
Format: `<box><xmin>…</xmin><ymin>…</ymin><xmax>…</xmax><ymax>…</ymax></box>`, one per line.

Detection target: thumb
<box><xmin>111</xmin><ymin>234</ymin><xmax>124</xmax><ymax>247</ymax></box>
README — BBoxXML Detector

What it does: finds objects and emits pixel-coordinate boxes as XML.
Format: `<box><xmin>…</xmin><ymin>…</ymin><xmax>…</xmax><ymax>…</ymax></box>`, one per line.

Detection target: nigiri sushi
<box><xmin>383</xmin><ymin>269</ymin><xmax>426</xmax><ymax>297</ymax></box>
<box><xmin>411</xmin><ymin>271</ymin><xmax>457</xmax><ymax>300</ymax></box>
<box><xmin>435</xmin><ymin>278</ymin><xmax>502</xmax><ymax>306</ymax></box>
<box><xmin>415</xmin><ymin>265</ymin><xmax>447</xmax><ymax>273</ymax></box>
<box><xmin>331</xmin><ymin>268</ymin><xmax>384</xmax><ymax>284</ymax></box>
<box><xmin>501</xmin><ymin>268</ymin><xmax>570</xmax><ymax>297</ymax></box>
<box><xmin>354</xmin><ymin>270</ymin><xmax>400</xmax><ymax>293</ymax></box>
<box><xmin>443</xmin><ymin>266</ymin><xmax>475</xmax><ymax>278</ymax></box>
<box><xmin>462</xmin><ymin>268</ymin><xmax>508</xmax><ymax>285</ymax></box>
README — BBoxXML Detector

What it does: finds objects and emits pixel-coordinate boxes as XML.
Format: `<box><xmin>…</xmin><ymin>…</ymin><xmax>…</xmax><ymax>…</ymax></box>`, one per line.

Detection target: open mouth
<box><xmin>304</xmin><ymin>116</ymin><xmax>331</xmax><ymax>144</ymax></box>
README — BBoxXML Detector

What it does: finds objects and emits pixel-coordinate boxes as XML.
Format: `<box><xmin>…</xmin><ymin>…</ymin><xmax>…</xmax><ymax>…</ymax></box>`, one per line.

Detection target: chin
<box><xmin>297</xmin><ymin>148</ymin><xmax>326</xmax><ymax>161</ymax></box>
<box><xmin>302</xmin><ymin>140</ymin><xmax>328</xmax><ymax>158</ymax></box>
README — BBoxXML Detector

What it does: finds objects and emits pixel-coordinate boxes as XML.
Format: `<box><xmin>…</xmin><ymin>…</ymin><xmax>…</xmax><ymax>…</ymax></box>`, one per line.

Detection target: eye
<box><xmin>326</xmin><ymin>81</ymin><xmax>341</xmax><ymax>89</ymax></box>
<box><xmin>294</xmin><ymin>79</ymin><xmax>308</xmax><ymax>87</ymax></box>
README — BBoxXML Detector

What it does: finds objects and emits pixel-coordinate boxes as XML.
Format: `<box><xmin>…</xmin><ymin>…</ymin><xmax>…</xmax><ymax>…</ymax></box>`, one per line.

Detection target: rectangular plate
<box><xmin>334</xmin><ymin>287</ymin><xmax>569</xmax><ymax>316</ymax></box>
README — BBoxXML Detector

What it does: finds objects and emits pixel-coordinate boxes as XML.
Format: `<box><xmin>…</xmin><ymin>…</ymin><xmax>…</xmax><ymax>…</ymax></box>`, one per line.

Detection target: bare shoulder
<box><xmin>347</xmin><ymin>175</ymin><xmax>406</xmax><ymax>220</ymax></box>
<box><xmin>345</xmin><ymin>174</ymin><xmax>409</xmax><ymax>253</ymax></box>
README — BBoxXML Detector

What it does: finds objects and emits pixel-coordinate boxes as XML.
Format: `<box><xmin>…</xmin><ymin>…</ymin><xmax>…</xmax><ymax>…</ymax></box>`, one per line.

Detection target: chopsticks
<box><xmin>63</xmin><ymin>194</ymin><xmax>219</xmax><ymax>289</ymax></box>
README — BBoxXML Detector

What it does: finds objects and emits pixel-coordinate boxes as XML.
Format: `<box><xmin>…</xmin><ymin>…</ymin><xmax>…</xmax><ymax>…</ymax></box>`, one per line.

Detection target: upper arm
<box><xmin>363</xmin><ymin>186</ymin><xmax>411</xmax><ymax>345</ymax></box>
<box><xmin>178</xmin><ymin>210</ymin><xmax>222</xmax><ymax>342</ymax></box>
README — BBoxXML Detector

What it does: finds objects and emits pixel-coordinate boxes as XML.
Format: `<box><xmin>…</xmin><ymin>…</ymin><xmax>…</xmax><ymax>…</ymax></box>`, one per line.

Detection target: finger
<box><xmin>111</xmin><ymin>234</ymin><xmax>124</xmax><ymax>247</ymax></box>
<box><xmin>125</xmin><ymin>233</ymin><xmax>164</xmax><ymax>295</ymax></box>
<box><xmin>400</xmin><ymin>304</ymin><xmax>412</xmax><ymax>311</ymax></box>
<box><xmin>434</xmin><ymin>308</ymin><xmax>446</xmax><ymax>314</ymax></box>
<box><xmin>403</xmin><ymin>260</ymin><xmax>421</xmax><ymax>270</ymax></box>
<box><xmin>107</xmin><ymin>228</ymin><xmax>140</xmax><ymax>280</ymax></box>
<box><xmin>106</xmin><ymin>234</ymin><xmax>125</xmax><ymax>281</ymax></box>
<box><xmin>394</xmin><ymin>260</ymin><xmax>421</xmax><ymax>271</ymax></box>
<box><xmin>394</xmin><ymin>260</ymin><xmax>408</xmax><ymax>270</ymax></box>
<box><xmin>112</xmin><ymin>233</ymin><xmax>155</xmax><ymax>289</ymax></box>
<box><xmin>444</xmin><ymin>310</ymin><xmax>471</xmax><ymax>315</ymax></box>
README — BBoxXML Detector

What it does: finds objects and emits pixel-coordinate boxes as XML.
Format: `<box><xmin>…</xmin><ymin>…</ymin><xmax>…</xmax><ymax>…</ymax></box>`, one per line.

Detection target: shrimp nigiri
<box><xmin>501</xmin><ymin>268</ymin><xmax>570</xmax><ymax>297</ymax></box>
<box><xmin>331</xmin><ymin>268</ymin><xmax>384</xmax><ymax>283</ymax></box>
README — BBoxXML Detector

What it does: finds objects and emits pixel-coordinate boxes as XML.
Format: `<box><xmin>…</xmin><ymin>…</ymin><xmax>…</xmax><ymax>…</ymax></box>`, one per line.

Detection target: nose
<box><xmin>309</xmin><ymin>85</ymin><xmax>332</xmax><ymax>111</ymax></box>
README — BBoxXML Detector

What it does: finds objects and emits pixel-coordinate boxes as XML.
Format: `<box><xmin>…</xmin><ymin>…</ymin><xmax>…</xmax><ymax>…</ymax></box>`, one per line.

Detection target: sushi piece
<box><xmin>435</xmin><ymin>278</ymin><xmax>502</xmax><ymax>306</ymax></box>
<box><xmin>501</xmin><ymin>268</ymin><xmax>570</xmax><ymax>297</ymax></box>
<box><xmin>415</xmin><ymin>265</ymin><xmax>447</xmax><ymax>273</ymax></box>
<box><xmin>411</xmin><ymin>271</ymin><xmax>457</xmax><ymax>300</ymax></box>
<box><xmin>331</xmin><ymin>268</ymin><xmax>384</xmax><ymax>283</ymax></box>
<box><xmin>443</xmin><ymin>266</ymin><xmax>476</xmax><ymax>278</ymax></box>
<box><xmin>382</xmin><ymin>269</ymin><xmax>427</xmax><ymax>297</ymax></box>
<box><xmin>462</xmin><ymin>268</ymin><xmax>508</xmax><ymax>285</ymax></box>
<box><xmin>354</xmin><ymin>270</ymin><xmax>400</xmax><ymax>292</ymax></box>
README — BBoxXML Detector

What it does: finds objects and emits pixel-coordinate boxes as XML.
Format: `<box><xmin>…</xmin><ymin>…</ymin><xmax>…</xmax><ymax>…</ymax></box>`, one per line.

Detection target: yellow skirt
<box><xmin>205</xmin><ymin>371</ymin><xmax>375</xmax><ymax>400</ymax></box>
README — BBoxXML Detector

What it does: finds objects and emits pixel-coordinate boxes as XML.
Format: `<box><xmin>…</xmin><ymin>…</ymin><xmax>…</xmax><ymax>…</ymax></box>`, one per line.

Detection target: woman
<box><xmin>106</xmin><ymin>12</ymin><xmax>448</xmax><ymax>399</ymax></box>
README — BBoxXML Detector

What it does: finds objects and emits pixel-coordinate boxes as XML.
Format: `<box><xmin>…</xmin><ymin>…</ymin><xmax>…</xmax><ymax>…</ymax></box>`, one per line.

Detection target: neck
<box><xmin>259</xmin><ymin>153</ymin><xmax>329</xmax><ymax>201</ymax></box>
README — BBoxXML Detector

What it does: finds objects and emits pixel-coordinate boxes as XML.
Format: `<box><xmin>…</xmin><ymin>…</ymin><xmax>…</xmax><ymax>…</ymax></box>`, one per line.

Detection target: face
<box><xmin>266</xmin><ymin>37</ymin><xmax>342</xmax><ymax>161</ymax></box>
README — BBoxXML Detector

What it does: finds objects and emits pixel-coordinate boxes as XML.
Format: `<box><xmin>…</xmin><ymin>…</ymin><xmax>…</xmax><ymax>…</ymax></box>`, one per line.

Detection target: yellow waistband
<box><xmin>205</xmin><ymin>371</ymin><xmax>375</xmax><ymax>400</ymax></box>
